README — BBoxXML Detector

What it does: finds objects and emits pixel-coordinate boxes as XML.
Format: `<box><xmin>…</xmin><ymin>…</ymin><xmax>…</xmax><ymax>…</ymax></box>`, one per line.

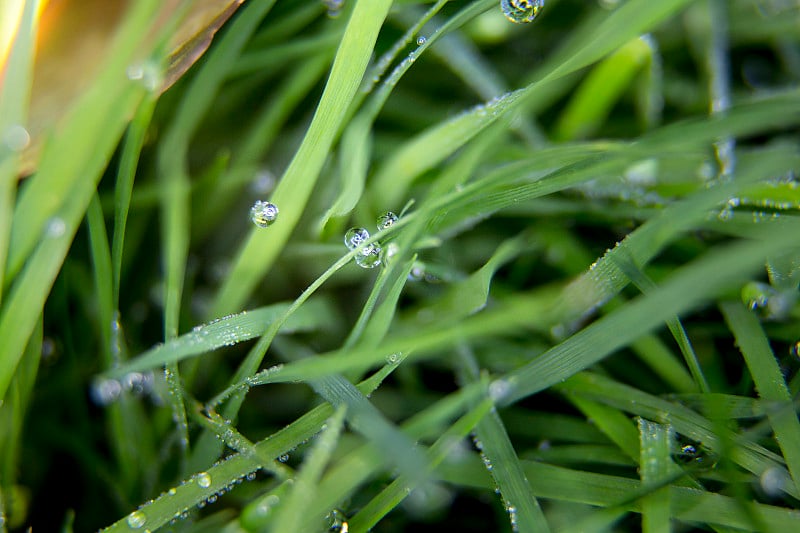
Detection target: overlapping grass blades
<box><xmin>2</xmin><ymin>0</ymin><xmax>800</xmax><ymax>531</ymax></box>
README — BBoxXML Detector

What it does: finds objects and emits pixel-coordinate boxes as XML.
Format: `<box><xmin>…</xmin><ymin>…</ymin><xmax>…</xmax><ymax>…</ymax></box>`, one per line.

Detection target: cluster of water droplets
<box><xmin>91</xmin><ymin>371</ymin><xmax>156</xmax><ymax>406</ymax></box>
<box><xmin>126</xmin><ymin>60</ymin><xmax>163</xmax><ymax>93</ymax></box>
<box><xmin>327</xmin><ymin>508</ymin><xmax>349</xmax><ymax>532</ymax></box>
<box><xmin>250</xmin><ymin>200</ymin><xmax>279</xmax><ymax>228</ymax></box>
<box><xmin>322</xmin><ymin>0</ymin><xmax>345</xmax><ymax>18</ymax></box>
<box><xmin>741</xmin><ymin>281</ymin><xmax>795</xmax><ymax>320</ymax></box>
<box><xmin>344</xmin><ymin>211</ymin><xmax>399</xmax><ymax>269</ymax></box>
<box><xmin>501</xmin><ymin>0</ymin><xmax>545</xmax><ymax>24</ymax></box>
<box><xmin>116</xmin><ymin>460</ymin><xmax>263</xmax><ymax>531</ymax></box>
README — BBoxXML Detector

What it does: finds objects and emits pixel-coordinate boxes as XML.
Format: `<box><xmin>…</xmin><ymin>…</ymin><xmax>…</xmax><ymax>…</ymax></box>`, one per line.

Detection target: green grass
<box><xmin>1</xmin><ymin>0</ymin><xmax>800</xmax><ymax>531</ymax></box>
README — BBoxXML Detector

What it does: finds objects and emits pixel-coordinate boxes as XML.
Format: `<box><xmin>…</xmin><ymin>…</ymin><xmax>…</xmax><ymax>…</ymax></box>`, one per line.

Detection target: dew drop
<box><xmin>760</xmin><ymin>466</ymin><xmax>788</xmax><ymax>497</ymax></box>
<box><xmin>790</xmin><ymin>341</ymin><xmax>800</xmax><ymax>360</ymax></box>
<box><xmin>488</xmin><ymin>379</ymin><xmax>510</xmax><ymax>403</ymax></box>
<box><xmin>382</xmin><ymin>242</ymin><xmax>400</xmax><ymax>265</ymax></box>
<box><xmin>385</xmin><ymin>352</ymin><xmax>399</xmax><ymax>364</ymax></box>
<box><xmin>91</xmin><ymin>378</ymin><xmax>122</xmax><ymax>406</ymax></box>
<box><xmin>127</xmin><ymin>510</ymin><xmax>147</xmax><ymax>529</ymax></box>
<box><xmin>501</xmin><ymin>0</ymin><xmax>545</xmax><ymax>24</ymax></box>
<box><xmin>3</xmin><ymin>124</ymin><xmax>30</xmax><ymax>152</ymax></box>
<box><xmin>323</xmin><ymin>0</ymin><xmax>344</xmax><ymax>18</ymax></box>
<box><xmin>416</xmin><ymin>36</ymin><xmax>427</xmax><ymax>46</ymax></box>
<box><xmin>250</xmin><ymin>200</ymin><xmax>279</xmax><ymax>228</ymax></box>
<box><xmin>344</xmin><ymin>227</ymin><xmax>370</xmax><ymax>249</ymax></box>
<box><xmin>376</xmin><ymin>211</ymin><xmax>398</xmax><ymax>230</ymax></box>
<box><xmin>355</xmin><ymin>244</ymin><xmax>382</xmax><ymax>269</ymax></box>
<box><xmin>327</xmin><ymin>509</ymin><xmax>349</xmax><ymax>532</ymax></box>
<box><xmin>196</xmin><ymin>471</ymin><xmax>212</xmax><ymax>488</ymax></box>
<box><xmin>250</xmin><ymin>169</ymin><xmax>275</xmax><ymax>194</ymax></box>
<box><xmin>46</xmin><ymin>217</ymin><xmax>66</xmax><ymax>238</ymax></box>
<box><xmin>126</xmin><ymin>61</ymin><xmax>162</xmax><ymax>92</ymax></box>
<box><xmin>408</xmin><ymin>262</ymin><xmax>425</xmax><ymax>281</ymax></box>
<box><xmin>742</xmin><ymin>281</ymin><xmax>772</xmax><ymax>312</ymax></box>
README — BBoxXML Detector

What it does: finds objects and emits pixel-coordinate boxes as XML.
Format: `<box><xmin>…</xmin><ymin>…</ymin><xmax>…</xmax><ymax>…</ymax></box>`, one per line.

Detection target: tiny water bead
<box><xmin>196</xmin><ymin>471</ymin><xmax>212</xmax><ymax>488</ymax></box>
<box><xmin>790</xmin><ymin>341</ymin><xmax>800</xmax><ymax>359</ymax></box>
<box><xmin>322</xmin><ymin>0</ymin><xmax>344</xmax><ymax>17</ymax></box>
<box><xmin>355</xmin><ymin>243</ymin><xmax>382</xmax><ymax>269</ymax></box>
<box><xmin>126</xmin><ymin>510</ymin><xmax>147</xmax><ymax>529</ymax></box>
<box><xmin>376</xmin><ymin>211</ymin><xmax>398</xmax><ymax>231</ymax></box>
<box><xmin>344</xmin><ymin>227</ymin><xmax>370</xmax><ymax>249</ymax></box>
<box><xmin>416</xmin><ymin>36</ymin><xmax>427</xmax><ymax>46</ymax></box>
<box><xmin>3</xmin><ymin>124</ymin><xmax>30</xmax><ymax>152</ymax></box>
<box><xmin>327</xmin><ymin>509</ymin><xmax>349</xmax><ymax>532</ymax></box>
<box><xmin>501</xmin><ymin>0</ymin><xmax>545</xmax><ymax>24</ymax></box>
<box><xmin>250</xmin><ymin>200</ymin><xmax>279</xmax><ymax>228</ymax></box>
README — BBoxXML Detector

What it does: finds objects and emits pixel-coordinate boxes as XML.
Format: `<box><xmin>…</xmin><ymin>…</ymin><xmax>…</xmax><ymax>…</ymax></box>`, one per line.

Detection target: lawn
<box><xmin>1</xmin><ymin>0</ymin><xmax>800</xmax><ymax>531</ymax></box>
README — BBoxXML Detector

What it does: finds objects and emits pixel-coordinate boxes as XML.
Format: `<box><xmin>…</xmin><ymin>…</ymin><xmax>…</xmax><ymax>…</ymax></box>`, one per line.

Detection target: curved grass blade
<box><xmin>209</xmin><ymin>0</ymin><xmax>394</xmax><ymax>318</ymax></box>
<box><xmin>0</xmin><ymin>0</ymin><xmax>39</xmax><ymax>303</ymax></box>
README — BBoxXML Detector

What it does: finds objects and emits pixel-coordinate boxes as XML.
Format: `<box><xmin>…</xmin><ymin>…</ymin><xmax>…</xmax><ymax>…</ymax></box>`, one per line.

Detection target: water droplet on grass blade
<box><xmin>46</xmin><ymin>217</ymin><xmax>66</xmax><ymax>238</ymax></box>
<box><xmin>322</xmin><ymin>0</ymin><xmax>344</xmax><ymax>17</ymax></box>
<box><xmin>344</xmin><ymin>227</ymin><xmax>370</xmax><ymax>249</ymax></box>
<box><xmin>790</xmin><ymin>341</ymin><xmax>800</xmax><ymax>359</ymax></box>
<box><xmin>4</xmin><ymin>124</ymin><xmax>30</xmax><ymax>152</ymax></box>
<box><xmin>355</xmin><ymin>244</ymin><xmax>382</xmax><ymax>269</ymax></box>
<box><xmin>127</xmin><ymin>510</ymin><xmax>147</xmax><ymax>529</ymax></box>
<box><xmin>196</xmin><ymin>471</ymin><xmax>212</xmax><ymax>488</ymax></box>
<box><xmin>501</xmin><ymin>0</ymin><xmax>545</xmax><ymax>24</ymax></box>
<box><xmin>376</xmin><ymin>211</ymin><xmax>398</xmax><ymax>230</ymax></box>
<box><xmin>250</xmin><ymin>201</ymin><xmax>279</xmax><ymax>228</ymax></box>
<box><xmin>416</xmin><ymin>36</ymin><xmax>427</xmax><ymax>46</ymax></box>
<box><xmin>327</xmin><ymin>509</ymin><xmax>349</xmax><ymax>532</ymax></box>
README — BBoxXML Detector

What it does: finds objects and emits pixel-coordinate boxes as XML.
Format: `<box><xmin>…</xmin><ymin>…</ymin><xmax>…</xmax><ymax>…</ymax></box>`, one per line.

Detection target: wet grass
<box><xmin>1</xmin><ymin>0</ymin><xmax>800</xmax><ymax>531</ymax></box>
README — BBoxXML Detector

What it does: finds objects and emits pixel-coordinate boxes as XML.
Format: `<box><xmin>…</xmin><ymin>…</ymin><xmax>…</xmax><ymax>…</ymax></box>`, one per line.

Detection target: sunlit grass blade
<box><xmin>554</xmin><ymin>37</ymin><xmax>652</xmax><ymax>141</ymax></box>
<box><xmin>210</xmin><ymin>0</ymin><xmax>394</xmax><ymax>317</ymax></box>
<box><xmin>5</xmin><ymin>0</ymin><xmax>164</xmax><ymax>282</ymax></box>
<box><xmin>0</xmin><ymin>0</ymin><xmax>39</xmax><ymax>303</ymax></box>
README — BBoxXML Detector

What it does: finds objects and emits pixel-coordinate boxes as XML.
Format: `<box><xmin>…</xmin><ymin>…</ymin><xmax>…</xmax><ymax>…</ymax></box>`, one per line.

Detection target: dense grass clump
<box><xmin>1</xmin><ymin>0</ymin><xmax>800</xmax><ymax>531</ymax></box>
